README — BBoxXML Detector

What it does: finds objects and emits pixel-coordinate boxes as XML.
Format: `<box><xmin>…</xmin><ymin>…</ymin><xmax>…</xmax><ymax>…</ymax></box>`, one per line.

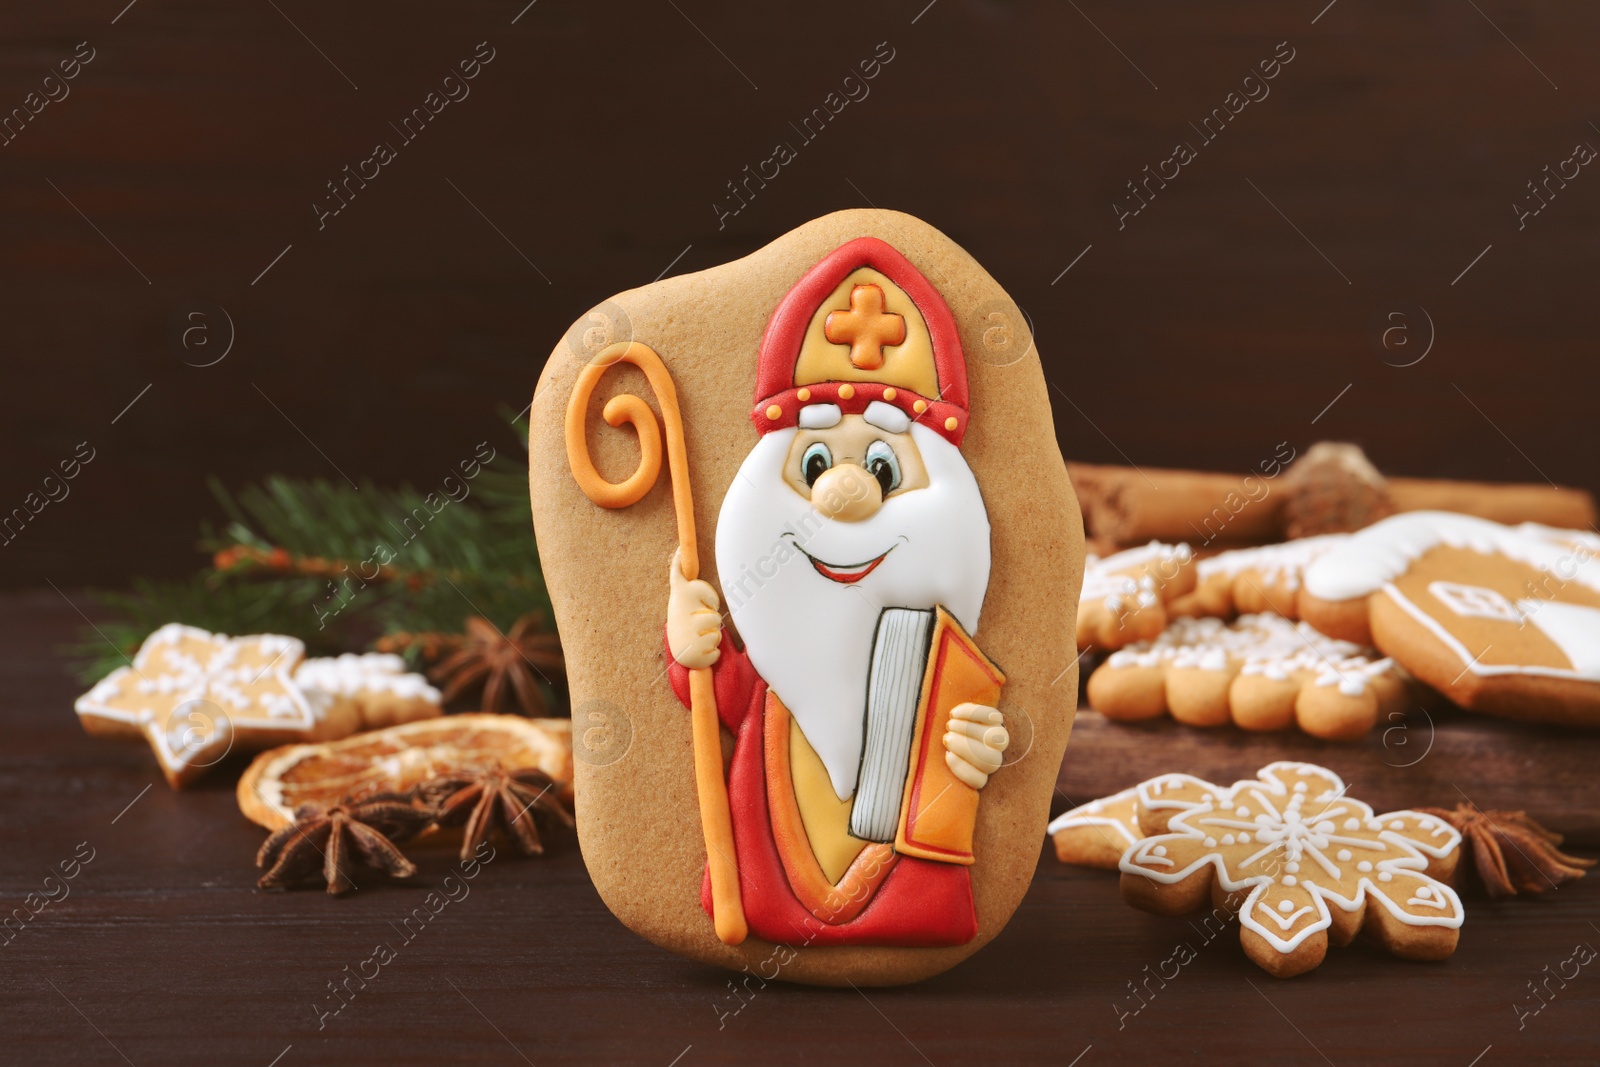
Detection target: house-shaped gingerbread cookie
<box><xmin>1298</xmin><ymin>511</ymin><xmax>1600</xmax><ymax>727</ymax></box>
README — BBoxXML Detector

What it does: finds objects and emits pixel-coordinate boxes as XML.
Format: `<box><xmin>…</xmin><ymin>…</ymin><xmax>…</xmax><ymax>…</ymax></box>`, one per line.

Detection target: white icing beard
<box><xmin>714</xmin><ymin>423</ymin><xmax>991</xmax><ymax>801</ymax></box>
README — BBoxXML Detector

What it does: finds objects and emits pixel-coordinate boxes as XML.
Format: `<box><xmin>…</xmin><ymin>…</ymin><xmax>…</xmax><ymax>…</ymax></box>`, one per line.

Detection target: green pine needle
<box><xmin>72</xmin><ymin>431</ymin><xmax>556</xmax><ymax>689</ymax></box>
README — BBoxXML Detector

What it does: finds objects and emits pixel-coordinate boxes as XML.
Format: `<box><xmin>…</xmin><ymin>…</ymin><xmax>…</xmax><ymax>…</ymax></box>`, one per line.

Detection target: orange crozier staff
<box><xmin>564</xmin><ymin>340</ymin><xmax>747</xmax><ymax>946</ymax></box>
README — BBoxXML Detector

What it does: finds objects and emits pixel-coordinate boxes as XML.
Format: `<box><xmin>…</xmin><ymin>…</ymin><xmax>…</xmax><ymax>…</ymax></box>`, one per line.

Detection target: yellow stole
<box><xmin>761</xmin><ymin>608</ymin><xmax>1004</xmax><ymax>924</ymax></box>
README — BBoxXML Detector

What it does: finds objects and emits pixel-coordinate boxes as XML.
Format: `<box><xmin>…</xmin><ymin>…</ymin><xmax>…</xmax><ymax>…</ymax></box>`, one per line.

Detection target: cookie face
<box><xmin>1086</xmin><ymin>614</ymin><xmax>1407</xmax><ymax>740</ymax></box>
<box><xmin>1120</xmin><ymin>762</ymin><xmax>1463</xmax><ymax>979</ymax></box>
<box><xmin>530</xmin><ymin>210</ymin><xmax>1082</xmax><ymax>985</ymax></box>
<box><xmin>1077</xmin><ymin>541</ymin><xmax>1196</xmax><ymax>649</ymax></box>
<box><xmin>75</xmin><ymin>624</ymin><xmax>314</xmax><ymax>788</ymax></box>
<box><xmin>1300</xmin><ymin>511</ymin><xmax>1600</xmax><ymax>726</ymax></box>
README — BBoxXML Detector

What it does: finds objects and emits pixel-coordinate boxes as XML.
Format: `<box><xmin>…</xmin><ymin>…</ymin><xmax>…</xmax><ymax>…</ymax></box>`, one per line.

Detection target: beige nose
<box><xmin>811</xmin><ymin>464</ymin><xmax>884</xmax><ymax>522</ymax></box>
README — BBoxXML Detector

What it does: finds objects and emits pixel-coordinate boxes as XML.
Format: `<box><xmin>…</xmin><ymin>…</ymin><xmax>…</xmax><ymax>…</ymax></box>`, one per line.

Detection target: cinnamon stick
<box><xmin>1068</xmin><ymin>460</ymin><xmax>1597</xmax><ymax>548</ymax></box>
<box><xmin>1387</xmin><ymin>478</ymin><xmax>1596</xmax><ymax>531</ymax></box>
<box><xmin>1068</xmin><ymin>462</ymin><xmax>1284</xmax><ymax>547</ymax></box>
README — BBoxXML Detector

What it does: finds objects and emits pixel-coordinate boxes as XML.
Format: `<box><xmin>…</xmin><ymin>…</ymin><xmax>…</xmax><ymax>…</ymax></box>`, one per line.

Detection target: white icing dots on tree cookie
<box><xmin>1172</xmin><ymin>534</ymin><xmax>1349</xmax><ymax>620</ymax></box>
<box><xmin>293</xmin><ymin>652</ymin><xmax>442</xmax><ymax>733</ymax></box>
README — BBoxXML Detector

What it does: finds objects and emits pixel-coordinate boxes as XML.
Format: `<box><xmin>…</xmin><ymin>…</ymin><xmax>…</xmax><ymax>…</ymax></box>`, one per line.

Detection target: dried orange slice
<box><xmin>238</xmin><ymin>713</ymin><xmax>572</xmax><ymax>830</ymax></box>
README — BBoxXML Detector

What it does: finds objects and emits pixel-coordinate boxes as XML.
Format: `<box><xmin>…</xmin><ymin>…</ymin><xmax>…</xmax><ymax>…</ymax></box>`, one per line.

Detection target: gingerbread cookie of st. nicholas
<box><xmin>530</xmin><ymin>210</ymin><xmax>1082</xmax><ymax>985</ymax></box>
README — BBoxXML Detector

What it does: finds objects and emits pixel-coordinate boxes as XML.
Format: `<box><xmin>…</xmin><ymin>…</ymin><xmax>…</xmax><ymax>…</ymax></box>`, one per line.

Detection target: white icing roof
<box><xmin>1302</xmin><ymin>511</ymin><xmax>1600</xmax><ymax>601</ymax></box>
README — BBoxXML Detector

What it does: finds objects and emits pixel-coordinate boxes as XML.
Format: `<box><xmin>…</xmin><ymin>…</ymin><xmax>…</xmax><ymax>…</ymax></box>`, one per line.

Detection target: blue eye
<box><xmin>865</xmin><ymin>441</ymin><xmax>901</xmax><ymax>495</ymax></box>
<box><xmin>802</xmin><ymin>442</ymin><xmax>833</xmax><ymax>486</ymax></box>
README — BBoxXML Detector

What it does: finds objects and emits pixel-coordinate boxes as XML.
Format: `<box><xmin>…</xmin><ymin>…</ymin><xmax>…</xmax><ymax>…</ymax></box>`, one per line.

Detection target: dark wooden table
<box><xmin>8</xmin><ymin>589</ymin><xmax>1599</xmax><ymax>1066</ymax></box>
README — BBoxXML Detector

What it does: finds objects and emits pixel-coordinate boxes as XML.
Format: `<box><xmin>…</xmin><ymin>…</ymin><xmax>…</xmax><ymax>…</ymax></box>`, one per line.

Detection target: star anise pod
<box><xmin>256</xmin><ymin>793</ymin><xmax>435</xmax><ymax>896</ymax></box>
<box><xmin>429</xmin><ymin>614</ymin><xmax>564</xmax><ymax>716</ymax></box>
<box><xmin>417</xmin><ymin>767</ymin><xmax>574</xmax><ymax>861</ymax></box>
<box><xmin>1418</xmin><ymin>803</ymin><xmax>1596</xmax><ymax>898</ymax></box>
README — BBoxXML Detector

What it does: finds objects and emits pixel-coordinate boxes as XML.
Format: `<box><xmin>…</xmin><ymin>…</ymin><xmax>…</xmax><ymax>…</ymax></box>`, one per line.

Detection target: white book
<box><xmin>849</xmin><ymin>607</ymin><xmax>936</xmax><ymax>843</ymax></box>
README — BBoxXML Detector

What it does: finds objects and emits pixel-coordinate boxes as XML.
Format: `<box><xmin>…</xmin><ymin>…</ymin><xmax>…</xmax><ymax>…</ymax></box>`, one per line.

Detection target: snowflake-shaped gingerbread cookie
<box><xmin>1120</xmin><ymin>761</ymin><xmax>1463</xmax><ymax>978</ymax></box>
<box><xmin>76</xmin><ymin>624</ymin><xmax>314</xmax><ymax>788</ymax></box>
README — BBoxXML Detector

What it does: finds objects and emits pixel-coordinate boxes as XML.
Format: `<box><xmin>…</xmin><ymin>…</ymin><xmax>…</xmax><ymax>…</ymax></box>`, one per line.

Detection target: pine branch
<box><xmin>203</xmin><ymin>442</ymin><xmax>551</xmax><ymax>630</ymax></box>
<box><xmin>73</xmin><ymin>421</ymin><xmax>560</xmax><ymax>698</ymax></box>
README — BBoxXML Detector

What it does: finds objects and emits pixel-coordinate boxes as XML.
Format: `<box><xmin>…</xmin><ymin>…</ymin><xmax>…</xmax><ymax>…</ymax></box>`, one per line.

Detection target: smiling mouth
<box><xmin>791</xmin><ymin>542</ymin><xmax>895</xmax><ymax>584</ymax></box>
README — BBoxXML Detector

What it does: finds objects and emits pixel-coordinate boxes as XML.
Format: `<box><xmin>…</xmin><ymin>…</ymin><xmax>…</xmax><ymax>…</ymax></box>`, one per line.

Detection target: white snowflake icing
<box><xmin>1121</xmin><ymin>761</ymin><xmax>1463</xmax><ymax>954</ymax></box>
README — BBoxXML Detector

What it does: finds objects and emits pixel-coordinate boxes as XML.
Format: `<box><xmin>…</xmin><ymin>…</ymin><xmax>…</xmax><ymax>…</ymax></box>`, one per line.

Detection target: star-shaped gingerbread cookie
<box><xmin>76</xmin><ymin>624</ymin><xmax>314</xmax><ymax>788</ymax></box>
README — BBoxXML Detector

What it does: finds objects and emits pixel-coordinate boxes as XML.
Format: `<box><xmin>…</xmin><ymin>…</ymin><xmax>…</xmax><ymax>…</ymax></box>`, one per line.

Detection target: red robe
<box><xmin>667</xmin><ymin>631</ymin><xmax>977</xmax><ymax>947</ymax></box>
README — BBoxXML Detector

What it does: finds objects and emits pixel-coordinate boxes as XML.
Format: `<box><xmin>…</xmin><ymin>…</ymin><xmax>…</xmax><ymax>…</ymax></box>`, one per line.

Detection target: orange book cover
<box><xmin>894</xmin><ymin>608</ymin><xmax>1005</xmax><ymax>865</ymax></box>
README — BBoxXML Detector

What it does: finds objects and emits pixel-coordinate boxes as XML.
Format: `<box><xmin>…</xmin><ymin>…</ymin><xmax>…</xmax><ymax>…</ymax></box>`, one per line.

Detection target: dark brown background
<box><xmin>5</xmin><ymin>2</ymin><xmax>1600</xmax><ymax>1065</ymax></box>
<box><xmin>3</xmin><ymin>0</ymin><xmax>1597</xmax><ymax>588</ymax></box>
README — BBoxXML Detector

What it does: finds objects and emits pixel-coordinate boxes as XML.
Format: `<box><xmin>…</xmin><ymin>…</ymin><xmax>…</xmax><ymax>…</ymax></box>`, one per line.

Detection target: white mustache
<box><xmin>715</xmin><ymin>424</ymin><xmax>991</xmax><ymax>799</ymax></box>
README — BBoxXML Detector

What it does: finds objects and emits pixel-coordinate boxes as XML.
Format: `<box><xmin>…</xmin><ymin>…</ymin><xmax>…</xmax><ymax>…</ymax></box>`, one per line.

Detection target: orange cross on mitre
<box><xmin>824</xmin><ymin>284</ymin><xmax>906</xmax><ymax>370</ymax></box>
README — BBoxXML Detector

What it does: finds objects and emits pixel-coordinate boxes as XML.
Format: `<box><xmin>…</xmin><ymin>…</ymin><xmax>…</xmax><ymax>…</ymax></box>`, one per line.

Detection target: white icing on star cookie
<box><xmin>75</xmin><ymin>624</ymin><xmax>313</xmax><ymax>788</ymax></box>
